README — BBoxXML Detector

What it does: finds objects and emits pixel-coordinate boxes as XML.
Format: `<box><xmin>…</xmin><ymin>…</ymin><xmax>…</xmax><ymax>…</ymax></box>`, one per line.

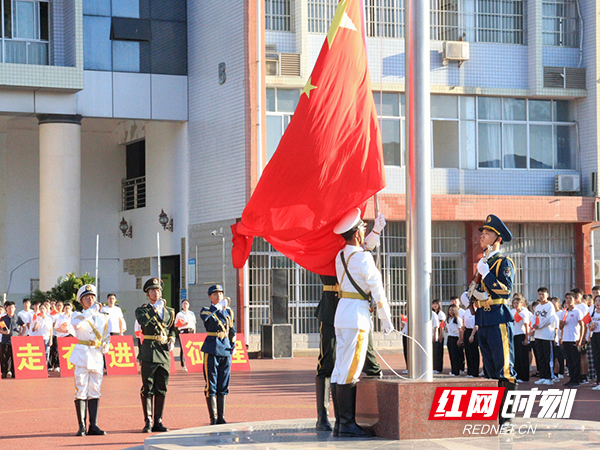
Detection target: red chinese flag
<box><xmin>175</xmin><ymin>318</ymin><xmax>185</xmax><ymax>328</ymax></box>
<box><xmin>231</xmin><ymin>0</ymin><xmax>385</xmax><ymax>276</ymax></box>
<box><xmin>401</xmin><ymin>315</ymin><xmax>408</xmax><ymax>323</ymax></box>
<box><xmin>583</xmin><ymin>312</ymin><xmax>592</xmax><ymax>325</ymax></box>
<box><xmin>514</xmin><ymin>311</ymin><xmax>522</xmax><ymax>323</ymax></box>
<box><xmin>535</xmin><ymin>315</ymin><xmax>540</xmax><ymax>327</ymax></box>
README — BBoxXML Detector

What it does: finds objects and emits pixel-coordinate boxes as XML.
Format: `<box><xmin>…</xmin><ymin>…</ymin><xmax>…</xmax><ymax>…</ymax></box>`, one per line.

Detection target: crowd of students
<box><xmin>424</xmin><ymin>287</ymin><xmax>600</xmax><ymax>389</ymax></box>
<box><xmin>0</xmin><ymin>296</ymin><xmax>125</xmax><ymax>378</ymax></box>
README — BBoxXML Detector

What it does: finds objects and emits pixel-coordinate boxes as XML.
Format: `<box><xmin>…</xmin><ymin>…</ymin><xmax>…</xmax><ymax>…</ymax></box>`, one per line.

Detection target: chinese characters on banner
<box><xmin>105</xmin><ymin>335</ymin><xmax>138</xmax><ymax>375</ymax></box>
<box><xmin>11</xmin><ymin>336</ymin><xmax>48</xmax><ymax>379</ymax></box>
<box><xmin>57</xmin><ymin>336</ymin><xmax>78</xmax><ymax>377</ymax></box>
<box><xmin>179</xmin><ymin>333</ymin><xmax>251</xmax><ymax>373</ymax></box>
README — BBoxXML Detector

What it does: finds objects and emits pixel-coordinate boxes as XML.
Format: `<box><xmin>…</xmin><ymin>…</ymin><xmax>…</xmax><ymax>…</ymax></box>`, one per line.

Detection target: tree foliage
<box><xmin>31</xmin><ymin>272</ymin><xmax>96</xmax><ymax>311</ymax></box>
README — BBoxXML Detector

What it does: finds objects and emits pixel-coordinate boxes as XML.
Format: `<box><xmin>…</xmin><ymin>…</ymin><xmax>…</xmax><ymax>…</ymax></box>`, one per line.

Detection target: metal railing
<box><xmin>121</xmin><ymin>176</ymin><xmax>146</xmax><ymax>211</ymax></box>
<box><xmin>265</xmin><ymin>0</ymin><xmax>293</xmax><ymax>31</ymax></box>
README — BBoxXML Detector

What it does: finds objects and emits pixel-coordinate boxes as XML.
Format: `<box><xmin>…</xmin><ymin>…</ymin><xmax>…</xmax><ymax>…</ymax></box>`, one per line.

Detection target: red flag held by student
<box><xmin>535</xmin><ymin>315</ymin><xmax>540</xmax><ymax>327</ymax></box>
<box><xmin>175</xmin><ymin>318</ymin><xmax>185</xmax><ymax>328</ymax></box>
<box><xmin>583</xmin><ymin>312</ymin><xmax>592</xmax><ymax>325</ymax></box>
<box><xmin>231</xmin><ymin>0</ymin><xmax>385</xmax><ymax>276</ymax></box>
<box><xmin>514</xmin><ymin>311</ymin><xmax>522</xmax><ymax>323</ymax></box>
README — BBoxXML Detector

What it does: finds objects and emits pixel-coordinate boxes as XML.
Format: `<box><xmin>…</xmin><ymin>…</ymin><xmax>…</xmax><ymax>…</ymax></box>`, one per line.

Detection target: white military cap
<box><xmin>77</xmin><ymin>284</ymin><xmax>97</xmax><ymax>302</ymax></box>
<box><xmin>334</xmin><ymin>208</ymin><xmax>364</xmax><ymax>235</ymax></box>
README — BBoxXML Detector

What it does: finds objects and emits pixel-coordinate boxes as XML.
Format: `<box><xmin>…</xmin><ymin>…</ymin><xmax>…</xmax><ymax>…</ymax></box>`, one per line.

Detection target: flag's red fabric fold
<box><xmin>232</xmin><ymin>0</ymin><xmax>385</xmax><ymax>276</ymax></box>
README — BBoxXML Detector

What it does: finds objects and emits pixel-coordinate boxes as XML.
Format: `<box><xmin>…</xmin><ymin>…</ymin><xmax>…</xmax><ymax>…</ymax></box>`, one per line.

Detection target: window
<box><xmin>122</xmin><ymin>140</ymin><xmax>146</xmax><ymax>211</ymax></box>
<box><xmin>1</xmin><ymin>0</ymin><xmax>49</xmax><ymax>64</ymax></box>
<box><xmin>365</xmin><ymin>0</ymin><xmax>405</xmax><ymax>38</ymax></box>
<box><xmin>374</xmin><ymin>92</ymin><xmax>404</xmax><ymax>166</ymax></box>
<box><xmin>504</xmin><ymin>223</ymin><xmax>575</xmax><ymax>303</ymax></box>
<box><xmin>265</xmin><ymin>0</ymin><xmax>292</xmax><ymax>32</ymax></box>
<box><xmin>266</xmin><ymin>88</ymin><xmax>300</xmax><ymax>163</ymax></box>
<box><xmin>542</xmin><ymin>0</ymin><xmax>579</xmax><ymax>47</ymax></box>
<box><xmin>307</xmin><ymin>0</ymin><xmax>337</xmax><ymax>34</ymax></box>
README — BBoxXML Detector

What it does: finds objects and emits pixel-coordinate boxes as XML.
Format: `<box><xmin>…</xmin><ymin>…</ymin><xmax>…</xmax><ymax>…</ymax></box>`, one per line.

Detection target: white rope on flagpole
<box><xmin>95</xmin><ymin>234</ymin><xmax>99</xmax><ymax>289</ymax></box>
<box><xmin>157</xmin><ymin>232</ymin><xmax>161</xmax><ymax>281</ymax></box>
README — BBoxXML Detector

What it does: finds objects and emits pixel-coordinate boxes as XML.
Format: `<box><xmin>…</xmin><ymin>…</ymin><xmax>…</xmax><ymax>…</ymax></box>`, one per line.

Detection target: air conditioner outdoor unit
<box><xmin>555</xmin><ymin>174</ymin><xmax>580</xmax><ymax>193</ymax></box>
<box><xmin>442</xmin><ymin>41</ymin><xmax>469</xmax><ymax>67</ymax></box>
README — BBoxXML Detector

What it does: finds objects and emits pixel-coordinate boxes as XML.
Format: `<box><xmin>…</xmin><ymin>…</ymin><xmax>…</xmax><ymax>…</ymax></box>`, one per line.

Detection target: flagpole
<box><xmin>406</xmin><ymin>0</ymin><xmax>433</xmax><ymax>382</ymax></box>
<box><xmin>374</xmin><ymin>194</ymin><xmax>381</xmax><ymax>271</ymax></box>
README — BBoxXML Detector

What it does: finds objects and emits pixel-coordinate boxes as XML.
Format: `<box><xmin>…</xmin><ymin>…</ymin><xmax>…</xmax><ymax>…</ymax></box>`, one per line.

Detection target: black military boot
<box><xmin>336</xmin><ymin>383</ymin><xmax>373</xmax><ymax>437</ymax></box>
<box><xmin>331</xmin><ymin>383</ymin><xmax>339</xmax><ymax>436</ymax></box>
<box><xmin>152</xmin><ymin>394</ymin><xmax>169</xmax><ymax>432</ymax></box>
<box><xmin>75</xmin><ymin>399</ymin><xmax>87</xmax><ymax>436</ymax></box>
<box><xmin>87</xmin><ymin>398</ymin><xmax>107</xmax><ymax>435</ymax></box>
<box><xmin>206</xmin><ymin>396</ymin><xmax>218</xmax><ymax>425</ymax></box>
<box><xmin>141</xmin><ymin>394</ymin><xmax>153</xmax><ymax>433</ymax></box>
<box><xmin>315</xmin><ymin>376</ymin><xmax>333</xmax><ymax>431</ymax></box>
<box><xmin>216</xmin><ymin>394</ymin><xmax>227</xmax><ymax>424</ymax></box>
<box><xmin>498</xmin><ymin>379</ymin><xmax>518</xmax><ymax>426</ymax></box>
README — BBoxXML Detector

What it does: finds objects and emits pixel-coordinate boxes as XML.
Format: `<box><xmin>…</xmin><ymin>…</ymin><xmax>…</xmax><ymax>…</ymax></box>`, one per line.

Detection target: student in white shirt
<box><xmin>462</xmin><ymin>306</ymin><xmax>479</xmax><ymax>377</ymax></box>
<box><xmin>446</xmin><ymin>305</ymin><xmax>463</xmax><ymax>376</ymax></box>
<box><xmin>16</xmin><ymin>298</ymin><xmax>33</xmax><ymax>336</ymax></box>
<box><xmin>511</xmin><ymin>293</ymin><xmax>531</xmax><ymax>382</ymax></box>
<box><xmin>31</xmin><ymin>304</ymin><xmax>54</xmax><ymax>366</ymax></box>
<box><xmin>530</xmin><ymin>287</ymin><xmax>556</xmax><ymax>386</ymax></box>
<box><xmin>589</xmin><ymin>295</ymin><xmax>600</xmax><ymax>390</ymax></box>
<box><xmin>100</xmin><ymin>294</ymin><xmax>125</xmax><ymax>336</ymax></box>
<box><xmin>558</xmin><ymin>292</ymin><xmax>584</xmax><ymax>387</ymax></box>
<box><xmin>432</xmin><ymin>299</ymin><xmax>445</xmax><ymax>374</ymax></box>
<box><xmin>431</xmin><ymin>304</ymin><xmax>441</xmax><ymax>374</ymax></box>
<box><xmin>174</xmin><ymin>300</ymin><xmax>196</xmax><ymax>371</ymax></box>
<box><xmin>449</xmin><ymin>296</ymin><xmax>466</xmax><ymax>373</ymax></box>
<box><xmin>571</xmin><ymin>288</ymin><xmax>590</xmax><ymax>383</ymax></box>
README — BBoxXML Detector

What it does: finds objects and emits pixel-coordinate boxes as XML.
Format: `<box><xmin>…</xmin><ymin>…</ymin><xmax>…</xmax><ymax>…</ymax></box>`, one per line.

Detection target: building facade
<box><xmin>0</xmin><ymin>0</ymin><xmax>599</xmax><ymax>352</ymax></box>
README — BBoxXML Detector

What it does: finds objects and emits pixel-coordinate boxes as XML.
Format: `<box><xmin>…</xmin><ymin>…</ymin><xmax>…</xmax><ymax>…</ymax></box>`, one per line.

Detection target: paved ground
<box><xmin>0</xmin><ymin>353</ymin><xmax>598</xmax><ymax>450</ymax></box>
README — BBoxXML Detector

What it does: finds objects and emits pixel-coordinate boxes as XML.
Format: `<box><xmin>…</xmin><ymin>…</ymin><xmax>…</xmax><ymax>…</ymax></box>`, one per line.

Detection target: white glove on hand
<box><xmin>168</xmin><ymin>339</ymin><xmax>175</xmax><ymax>352</ymax></box>
<box><xmin>218</xmin><ymin>298</ymin><xmax>229</xmax><ymax>310</ymax></box>
<box><xmin>477</xmin><ymin>258</ymin><xmax>490</xmax><ymax>278</ymax></box>
<box><xmin>373</xmin><ymin>213</ymin><xmax>387</xmax><ymax>234</ymax></box>
<box><xmin>101</xmin><ymin>343</ymin><xmax>110</xmax><ymax>354</ymax></box>
<box><xmin>460</xmin><ymin>291</ymin><xmax>470</xmax><ymax>307</ymax></box>
<box><xmin>231</xmin><ymin>345</ymin><xmax>237</xmax><ymax>356</ymax></box>
<box><xmin>381</xmin><ymin>319</ymin><xmax>394</xmax><ymax>335</ymax></box>
<box><xmin>83</xmin><ymin>304</ymin><xmax>99</xmax><ymax>317</ymax></box>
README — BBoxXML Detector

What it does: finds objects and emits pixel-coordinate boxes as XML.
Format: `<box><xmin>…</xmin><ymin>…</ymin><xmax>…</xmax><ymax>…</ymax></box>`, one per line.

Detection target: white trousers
<box><xmin>331</xmin><ymin>327</ymin><xmax>368</xmax><ymax>385</ymax></box>
<box><xmin>74</xmin><ymin>365</ymin><xmax>103</xmax><ymax>400</ymax></box>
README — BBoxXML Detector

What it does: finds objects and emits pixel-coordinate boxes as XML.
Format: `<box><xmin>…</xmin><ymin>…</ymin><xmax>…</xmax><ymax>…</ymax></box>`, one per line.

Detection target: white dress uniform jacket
<box><xmin>69</xmin><ymin>306</ymin><xmax>110</xmax><ymax>371</ymax></box>
<box><xmin>334</xmin><ymin>244</ymin><xmax>392</xmax><ymax>331</ymax></box>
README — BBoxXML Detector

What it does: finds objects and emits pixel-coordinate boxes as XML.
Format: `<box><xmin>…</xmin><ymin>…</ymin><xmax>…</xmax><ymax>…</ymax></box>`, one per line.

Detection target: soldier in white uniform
<box><xmin>69</xmin><ymin>284</ymin><xmax>110</xmax><ymax>436</ymax></box>
<box><xmin>331</xmin><ymin>208</ymin><xmax>394</xmax><ymax>437</ymax></box>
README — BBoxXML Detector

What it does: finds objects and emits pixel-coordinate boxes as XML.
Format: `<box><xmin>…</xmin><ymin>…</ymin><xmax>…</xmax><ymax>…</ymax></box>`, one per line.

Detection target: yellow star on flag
<box><xmin>302</xmin><ymin>77</ymin><xmax>317</xmax><ymax>98</ymax></box>
<box><xmin>327</xmin><ymin>0</ymin><xmax>357</xmax><ymax>49</ymax></box>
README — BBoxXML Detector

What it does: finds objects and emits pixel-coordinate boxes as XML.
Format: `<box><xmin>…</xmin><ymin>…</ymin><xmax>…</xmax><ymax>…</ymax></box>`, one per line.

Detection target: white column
<box><xmin>38</xmin><ymin>114</ymin><xmax>82</xmax><ymax>291</ymax></box>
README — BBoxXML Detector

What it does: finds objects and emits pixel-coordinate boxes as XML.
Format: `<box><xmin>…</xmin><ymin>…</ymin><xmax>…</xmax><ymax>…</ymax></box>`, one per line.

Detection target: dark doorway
<box><xmin>160</xmin><ymin>255</ymin><xmax>180</xmax><ymax>313</ymax></box>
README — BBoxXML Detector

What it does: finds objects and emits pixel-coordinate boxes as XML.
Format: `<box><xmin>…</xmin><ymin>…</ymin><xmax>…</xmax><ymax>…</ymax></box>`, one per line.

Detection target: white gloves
<box><xmin>477</xmin><ymin>258</ymin><xmax>490</xmax><ymax>278</ymax></box>
<box><xmin>83</xmin><ymin>303</ymin><xmax>100</xmax><ymax>317</ymax></box>
<box><xmin>215</xmin><ymin>298</ymin><xmax>229</xmax><ymax>311</ymax></box>
<box><xmin>168</xmin><ymin>339</ymin><xmax>175</xmax><ymax>352</ymax></box>
<box><xmin>381</xmin><ymin>319</ymin><xmax>394</xmax><ymax>335</ymax></box>
<box><xmin>231</xmin><ymin>345</ymin><xmax>237</xmax><ymax>356</ymax></box>
<box><xmin>373</xmin><ymin>213</ymin><xmax>386</xmax><ymax>234</ymax></box>
<box><xmin>101</xmin><ymin>343</ymin><xmax>110</xmax><ymax>354</ymax></box>
<box><xmin>460</xmin><ymin>291</ymin><xmax>470</xmax><ymax>307</ymax></box>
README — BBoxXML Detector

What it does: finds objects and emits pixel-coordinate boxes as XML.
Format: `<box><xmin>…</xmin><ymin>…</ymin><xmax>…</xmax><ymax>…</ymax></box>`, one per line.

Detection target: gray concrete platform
<box><xmin>144</xmin><ymin>418</ymin><xmax>600</xmax><ymax>450</ymax></box>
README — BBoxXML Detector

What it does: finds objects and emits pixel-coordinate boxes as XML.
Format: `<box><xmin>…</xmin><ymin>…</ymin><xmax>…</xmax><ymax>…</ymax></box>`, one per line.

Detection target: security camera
<box><xmin>211</xmin><ymin>230</ymin><xmax>217</xmax><ymax>236</ymax></box>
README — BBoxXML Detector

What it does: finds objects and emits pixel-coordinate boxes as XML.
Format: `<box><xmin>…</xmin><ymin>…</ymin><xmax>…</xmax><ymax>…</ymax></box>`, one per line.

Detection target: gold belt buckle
<box><xmin>483</xmin><ymin>300</ymin><xmax>492</xmax><ymax>311</ymax></box>
<box><xmin>93</xmin><ymin>339</ymin><xmax>102</xmax><ymax>348</ymax></box>
<box><xmin>158</xmin><ymin>334</ymin><xmax>168</xmax><ymax>344</ymax></box>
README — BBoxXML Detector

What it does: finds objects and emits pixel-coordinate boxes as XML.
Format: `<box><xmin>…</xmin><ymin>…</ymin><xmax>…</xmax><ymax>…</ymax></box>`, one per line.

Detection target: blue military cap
<box><xmin>479</xmin><ymin>214</ymin><xmax>512</xmax><ymax>243</ymax></box>
<box><xmin>207</xmin><ymin>284</ymin><xmax>224</xmax><ymax>296</ymax></box>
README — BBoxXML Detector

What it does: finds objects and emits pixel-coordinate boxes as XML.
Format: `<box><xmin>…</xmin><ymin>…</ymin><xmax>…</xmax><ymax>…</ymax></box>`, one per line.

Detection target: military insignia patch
<box><xmin>86</xmin><ymin>284</ymin><xmax>92</xmax><ymax>290</ymax></box>
<box><xmin>153</xmin><ymin>278</ymin><xmax>158</xmax><ymax>284</ymax></box>
<box><xmin>487</xmin><ymin>216</ymin><xmax>491</xmax><ymax>223</ymax></box>
<box><xmin>504</xmin><ymin>268</ymin><xmax>511</xmax><ymax>277</ymax></box>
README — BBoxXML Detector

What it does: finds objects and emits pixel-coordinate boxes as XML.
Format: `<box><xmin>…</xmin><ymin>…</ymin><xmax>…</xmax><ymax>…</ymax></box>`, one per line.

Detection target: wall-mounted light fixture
<box><xmin>119</xmin><ymin>217</ymin><xmax>132</xmax><ymax>238</ymax></box>
<box><xmin>159</xmin><ymin>209</ymin><xmax>173</xmax><ymax>232</ymax></box>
